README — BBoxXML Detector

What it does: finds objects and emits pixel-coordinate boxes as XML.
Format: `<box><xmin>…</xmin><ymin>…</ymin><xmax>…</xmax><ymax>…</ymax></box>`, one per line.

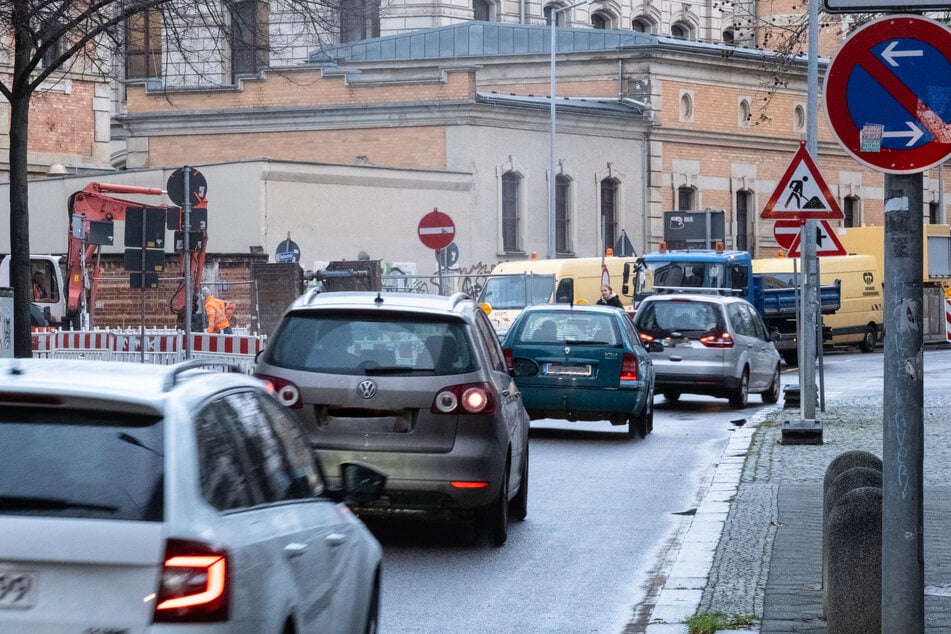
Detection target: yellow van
<box><xmin>477</xmin><ymin>255</ymin><xmax>638</xmax><ymax>336</ymax></box>
<box><xmin>752</xmin><ymin>255</ymin><xmax>883</xmax><ymax>353</ymax></box>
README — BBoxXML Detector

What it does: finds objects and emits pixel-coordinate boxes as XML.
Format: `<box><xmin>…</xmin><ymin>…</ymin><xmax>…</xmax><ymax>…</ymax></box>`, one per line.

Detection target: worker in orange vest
<box><xmin>202</xmin><ymin>287</ymin><xmax>236</xmax><ymax>334</ymax></box>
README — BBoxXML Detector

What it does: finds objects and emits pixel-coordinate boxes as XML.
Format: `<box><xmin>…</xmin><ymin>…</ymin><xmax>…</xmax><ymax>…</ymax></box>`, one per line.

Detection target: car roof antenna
<box><xmin>374</xmin><ymin>292</ymin><xmax>383</xmax><ymax>304</ymax></box>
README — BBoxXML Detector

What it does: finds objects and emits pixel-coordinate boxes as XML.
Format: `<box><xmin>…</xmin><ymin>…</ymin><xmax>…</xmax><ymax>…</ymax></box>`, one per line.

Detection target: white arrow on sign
<box><xmin>882</xmin><ymin>121</ymin><xmax>925</xmax><ymax>147</ymax></box>
<box><xmin>880</xmin><ymin>41</ymin><xmax>924</xmax><ymax>67</ymax></box>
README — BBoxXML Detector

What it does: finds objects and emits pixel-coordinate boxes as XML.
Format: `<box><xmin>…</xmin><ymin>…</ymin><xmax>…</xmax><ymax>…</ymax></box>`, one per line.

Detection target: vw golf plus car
<box><xmin>255</xmin><ymin>291</ymin><xmax>530</xmax><ymax>546</ymax></box>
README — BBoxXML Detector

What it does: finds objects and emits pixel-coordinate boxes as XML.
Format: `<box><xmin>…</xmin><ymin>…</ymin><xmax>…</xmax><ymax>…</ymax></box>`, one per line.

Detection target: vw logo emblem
<box><xmin>357</xmin><ymin>380</ymin><xmax>377</xmax><ymax>399</ymax></box>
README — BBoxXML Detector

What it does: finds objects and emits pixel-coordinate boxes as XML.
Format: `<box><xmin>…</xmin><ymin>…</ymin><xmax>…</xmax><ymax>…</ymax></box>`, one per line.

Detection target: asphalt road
<box><xmin>370</xmin><ymin>388</ymin><xmax>786</xmax><ymax>633</ymax></box>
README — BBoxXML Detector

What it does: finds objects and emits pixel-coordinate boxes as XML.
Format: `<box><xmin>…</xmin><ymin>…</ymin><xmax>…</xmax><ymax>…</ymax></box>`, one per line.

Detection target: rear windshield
<box><xmin>514</xmin><ymin>312</ymin><xmax>619</xmax><ymax>345</ymax></box>
<box><xmin>265</xmin><ymin>313</ymin><xmax>476</xmax><ymax>376</ymax></box>
<box><xmin>0</xmin><ymin>408</ymin><xmax>164</xmax><ymax>521</ymax></box>
<box><xmin>636</xmin><ymin>301</ymin><xmax>725</xmax><ymax>338</ymax></box>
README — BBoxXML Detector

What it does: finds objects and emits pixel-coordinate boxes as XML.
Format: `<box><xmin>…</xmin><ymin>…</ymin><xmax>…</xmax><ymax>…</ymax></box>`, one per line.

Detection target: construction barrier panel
<box><xmin>31</xmin><ymin>329</ymin><xmax>267</xmax><ymax>373</ymax></box>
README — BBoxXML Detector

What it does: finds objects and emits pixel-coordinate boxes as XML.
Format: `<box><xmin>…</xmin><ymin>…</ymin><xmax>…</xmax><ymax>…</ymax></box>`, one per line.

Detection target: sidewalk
<box><xmin>644</xmin><ymin>393</ymin><xmax>951</xmax><ymax>633</ymax></box>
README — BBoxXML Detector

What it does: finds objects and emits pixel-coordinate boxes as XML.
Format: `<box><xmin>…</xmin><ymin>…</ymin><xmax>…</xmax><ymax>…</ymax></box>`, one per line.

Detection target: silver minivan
<box><xmin>633</xmin><ymin>294</ymin><xmax>782</xmax><ymax>408</ymax></box>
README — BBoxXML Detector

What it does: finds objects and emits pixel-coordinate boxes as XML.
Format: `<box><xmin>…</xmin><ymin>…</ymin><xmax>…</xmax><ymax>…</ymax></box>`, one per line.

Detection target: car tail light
<box><xmin>502</xmin><ymin>348</ymin><xmax>513</xmax><ymax>369</ymax></box>
<box><xmin>620</xmin><ymin>353</ymin><xmax>639</xmax><ymax>381</ymax></box>
<box><xmin>254</xmin><ymin>373</ymin><xmax>301</xmax><ymax>408</ymax></box>
<box><xmin>639</xmin><ymin>333</ymin><xmax>654</xmax><ymax>344</ymax></box>
<box><xmin>700</xmin><ymin>332</ymin><xmax>734</xmax><ymax>348</ymax></box>
<box><xmin>432</xmin><ymin>382</ymin><xmax>496</xmax><ymax>414</ymax></box>
<box><xmin>153</xmin><ymin>539</ymin><xmax>228</xmax><ymax>623</ymax></box>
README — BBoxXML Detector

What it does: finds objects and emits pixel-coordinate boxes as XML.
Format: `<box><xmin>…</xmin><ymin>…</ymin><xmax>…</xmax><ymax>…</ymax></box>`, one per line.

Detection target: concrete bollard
<box><xmin>826</xmin><ymin>486</ymin><xmax>882</xmax><ymax>633</ymax></box>
<box><xmin>822</xmin><ymin>465</ymin><xmax>882</xmax><ymax>615</ymax></box>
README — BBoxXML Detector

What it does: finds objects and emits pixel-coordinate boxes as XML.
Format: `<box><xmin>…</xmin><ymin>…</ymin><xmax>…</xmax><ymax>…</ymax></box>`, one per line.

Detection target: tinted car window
<box><xmin>265</xmin><ymin>313</ymin><xmax>476</xmax><ymax>376</ymax></box>
<box><xmin>0</xmin><ymin>407</ymin><xmax>164</xmax><ymax>521</ymax></box>
<box><xmin>196</xmin><ymin>399</ymin><xmax>259</xmax><ymax>511</ymax></box>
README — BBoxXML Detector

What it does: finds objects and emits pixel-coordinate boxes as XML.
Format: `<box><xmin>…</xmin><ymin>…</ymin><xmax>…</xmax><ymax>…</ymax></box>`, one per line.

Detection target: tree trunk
<box><xmin>10</xmin><ymin>0</ymin><xmax>34</xmax><ymax>358</ymax></box>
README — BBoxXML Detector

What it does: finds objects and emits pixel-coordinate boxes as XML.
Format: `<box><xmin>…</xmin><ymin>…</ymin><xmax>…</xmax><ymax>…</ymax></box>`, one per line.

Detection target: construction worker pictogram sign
<box><xmin>761</xmin><ymin>141</ymin><xmax>844</xmax><ymax>220</ymax></box>
<box><xmin>785</xmin><ymin>220</ymin><xmax>848</xmax><ymax>257</ymax></box>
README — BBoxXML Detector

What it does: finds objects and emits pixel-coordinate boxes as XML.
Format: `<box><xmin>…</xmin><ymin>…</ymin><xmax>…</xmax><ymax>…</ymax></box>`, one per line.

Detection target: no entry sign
<box><xmin>418</xmin><ymin>208</ymin><xmax>455</xmax><ymax>250</ymax></box>
<box><xmin>824</xmin><ymin>15</ymin><xmax>951</xmax><ymax>174</ymax></box>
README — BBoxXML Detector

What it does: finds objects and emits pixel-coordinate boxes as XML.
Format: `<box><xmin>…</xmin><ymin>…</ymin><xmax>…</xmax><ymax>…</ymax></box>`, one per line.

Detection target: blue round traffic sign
<box><xmin>824</xmin><ymin>15</ymin><xmax>951</xmax><ymax>174</ymax></box>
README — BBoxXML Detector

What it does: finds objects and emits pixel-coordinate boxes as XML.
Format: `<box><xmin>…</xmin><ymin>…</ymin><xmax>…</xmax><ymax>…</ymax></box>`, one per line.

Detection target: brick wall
<box><xmin>89</xmin><ymin>252</ymin><xmax>270</xmax><ymax>332</ymax></box>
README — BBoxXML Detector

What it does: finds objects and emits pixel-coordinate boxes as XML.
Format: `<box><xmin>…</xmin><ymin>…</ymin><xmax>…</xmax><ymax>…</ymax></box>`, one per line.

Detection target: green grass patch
<box><xmin>685</xmin><ymin>611</ymin><xmax>756</xmax><ymax>634</ymax></box>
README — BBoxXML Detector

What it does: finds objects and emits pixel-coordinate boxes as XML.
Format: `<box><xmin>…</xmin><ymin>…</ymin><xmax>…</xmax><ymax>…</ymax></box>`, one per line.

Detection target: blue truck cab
<box><xmin>625</xmin><ymin>246</ymin><xmax>840</xmax><ymax>364</ymax></box>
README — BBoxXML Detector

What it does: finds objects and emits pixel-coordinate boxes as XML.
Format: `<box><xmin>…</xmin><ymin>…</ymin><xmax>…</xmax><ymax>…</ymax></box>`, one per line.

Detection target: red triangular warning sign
<box><xmin>761</xmin><ymin>142</ymin><xmax>844</xmax><ymax>220</ymax></box>
<box><xmin>786</xmin><ymin>220</ymin><xmax>848</xmax><ymax>257</ymax></box>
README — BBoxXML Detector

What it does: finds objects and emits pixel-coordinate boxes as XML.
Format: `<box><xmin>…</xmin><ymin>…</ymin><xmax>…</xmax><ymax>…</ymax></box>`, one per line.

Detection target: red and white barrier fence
<box><xmin>31</xmin><ymin>329</ymin><xmax>267</xmax><ymax>373</ymax></box>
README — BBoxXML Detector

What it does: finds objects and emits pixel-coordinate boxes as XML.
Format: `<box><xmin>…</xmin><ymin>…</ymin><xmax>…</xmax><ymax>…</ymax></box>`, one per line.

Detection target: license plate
<box><xmin>544</xmin><ymin>363</ymin><xmax>592</xmax><ymax>376</ymax></box>
<box><xmin>0</xmin><ymin>570</ymin><xmax>37</xmax><ymax>609</ymax></box>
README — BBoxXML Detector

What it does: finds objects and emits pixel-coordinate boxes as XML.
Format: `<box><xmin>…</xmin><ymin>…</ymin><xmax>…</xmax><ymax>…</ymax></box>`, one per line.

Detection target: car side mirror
<box><xmin>649</xmin><ymin>341</ymin><xmax>665</xmax><ymax>353</ymax></box>
<box><xmin>339</xmin><ymin>462</ymin><xmax>387</xmax><ymax>505</ymax></box>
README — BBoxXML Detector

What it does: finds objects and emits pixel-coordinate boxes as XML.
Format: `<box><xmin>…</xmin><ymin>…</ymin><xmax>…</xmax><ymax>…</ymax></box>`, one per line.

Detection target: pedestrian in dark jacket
<box><xmin>597</xmin><ymin>285</ymin><xmax>624</xmax><ymax>308</ymax></box>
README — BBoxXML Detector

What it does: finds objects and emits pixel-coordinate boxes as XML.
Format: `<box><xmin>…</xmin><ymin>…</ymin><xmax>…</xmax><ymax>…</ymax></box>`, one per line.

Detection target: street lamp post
<box><xmin>549</xmin><ymin>0</ymin><xmax>597</xmax><ymax>259</ymax></box>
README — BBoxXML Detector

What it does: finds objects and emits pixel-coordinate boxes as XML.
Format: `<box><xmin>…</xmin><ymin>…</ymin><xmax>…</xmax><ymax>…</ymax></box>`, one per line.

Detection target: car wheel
<box><xmin>762</xmin><ymin>365</ymin><xmax>781</xmax><ymax>404</ymax></box>
<box><xmin>478</xmin><ymin>462</ymin><xmax>509</xmax><ymax>546</ymax></box>
<box><xmin>729</xmin><ymin>369</ymin><xmax>749</xmax><ymax>408</ymax></box>
<box><xmin>363</xmin><ymin>573</ymin><xmax>381</xmax><ymax>634</ymax></box>
<box><xmin>859</xmin><ymin>325</ymin><xmax>877</xmax><ymax>353</ymax></box>
<box><xmin>663</xmin><ymin>391</ymin><xmax>681</xmax><ymax>402</ymax></box>
<box><xmin>629</xmin><ymin>390</ymin><xmax>653</xmax><ymax>438</ymax></box>
<box><xmin>509</xmin><ymin>446</ymin><xmax>529</xmax><ymax>521</ymax></box>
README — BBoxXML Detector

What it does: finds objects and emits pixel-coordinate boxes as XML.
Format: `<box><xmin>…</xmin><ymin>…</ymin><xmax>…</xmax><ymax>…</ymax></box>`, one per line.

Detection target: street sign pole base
<box><xmin>781</xmin><ymin>418</ymin><xmax>824</xmax><ymax>445</ymax></box>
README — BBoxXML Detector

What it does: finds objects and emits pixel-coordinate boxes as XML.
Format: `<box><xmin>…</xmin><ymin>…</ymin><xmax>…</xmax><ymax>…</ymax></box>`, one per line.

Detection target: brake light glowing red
<box><xmin>700</xmin><ymin>332</ymin><xmax>734</xmax><ymax>348</ymax></box>
<box><xmin>620</xmin><ymin>353</ymin><xmax>639</xmax><ymax>381</ymax></box>
<box><xmin>432</xmin><ymin>382</ymin><xmax>496</xmax><ymax>414</ymax></box>
<box><xmin>254</xmin><ymin>373</ymin><xmax>301</xmax><ymax>408</ymax></box>
<box><xmin>153</xmin><ymin>539</ymin><xmax>228</xmax><ymax>623</ymax></box>
<box><xmin>639</xmin><ymin>333</ymin><xmax>654</xmax><ymax>344</ymax></box>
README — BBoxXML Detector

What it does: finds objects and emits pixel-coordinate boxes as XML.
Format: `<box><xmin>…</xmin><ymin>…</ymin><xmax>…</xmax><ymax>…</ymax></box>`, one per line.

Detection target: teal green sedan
<box><xmin>500</xmin><ymin>304</ymin><xmax>655</xmax><ymax>438</ymax></box>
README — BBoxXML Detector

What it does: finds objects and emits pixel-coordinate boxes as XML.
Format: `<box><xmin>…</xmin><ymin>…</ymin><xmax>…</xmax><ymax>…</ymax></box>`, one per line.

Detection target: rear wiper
<box><xmin>0</xmin><ymin>495</ymin><xmax>119</xmax><ymax>513</ymax></box>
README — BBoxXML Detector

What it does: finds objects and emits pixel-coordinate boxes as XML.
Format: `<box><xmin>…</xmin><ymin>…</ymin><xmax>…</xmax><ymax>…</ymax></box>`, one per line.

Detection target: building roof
<box><xmin>308</xmin><ymin>22</ymin><xmax>658</xmax><ymax>63</ymax></box>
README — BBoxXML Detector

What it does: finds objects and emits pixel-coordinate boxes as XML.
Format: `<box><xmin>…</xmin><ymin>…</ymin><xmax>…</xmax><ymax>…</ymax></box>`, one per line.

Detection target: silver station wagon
<box><xmin>633</xmin><ymin>294</ymin><xmax>782</xmax><ymax>408</ymax></box>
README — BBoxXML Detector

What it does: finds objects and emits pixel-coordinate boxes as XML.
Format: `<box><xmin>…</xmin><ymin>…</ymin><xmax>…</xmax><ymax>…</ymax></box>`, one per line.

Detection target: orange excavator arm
<box><xmin>65</xmin><ymin>182</ymin><xmax>208</xmax><ymax>324</ymax></box>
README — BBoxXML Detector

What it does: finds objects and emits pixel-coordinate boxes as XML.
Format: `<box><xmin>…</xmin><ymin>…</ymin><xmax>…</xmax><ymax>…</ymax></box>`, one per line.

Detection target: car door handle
<box><xmin>325</xmin><ymin>533</ymin><xmax>347</xmax><ymax>547</ymax></box>
<box><xmin>284</xmin><ymin>542</ymin><xmax>308</xmax><ymax>558</ymax></box>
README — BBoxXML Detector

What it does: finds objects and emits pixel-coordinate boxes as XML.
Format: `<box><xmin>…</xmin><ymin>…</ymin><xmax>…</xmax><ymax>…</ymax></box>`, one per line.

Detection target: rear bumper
<box><xmin>318</xmin><ymin>443</ymin><xmax>506</xmax><ymax>514</ymax></box>
<box><xmin>654</xmin><ymin>372</ymin><xmax>741</xmax><ymax>395</ymax></box>
<box><xmin>519</xmin><ymin>383</ymin><xmax>649</xmax><ymax>421</ymax></box>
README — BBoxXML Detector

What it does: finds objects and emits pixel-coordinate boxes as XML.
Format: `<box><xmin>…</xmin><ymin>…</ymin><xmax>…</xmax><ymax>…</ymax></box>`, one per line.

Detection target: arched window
<box><xmin>632</xmin><ymin>17</ymin><xmax>652</xmax><ymax>33</ymax></box>
<box><xmin>502</xmin><ymin>172</ymin><xmax>521</xmax><ymax>252</ymax></box>
<box><xmin>601</xmin><ymin>178</ymin><xmax>619</xmax><ymax>251</ymax></box>
<box><xmin>930</xmin><ymin>200</ymin><xmax>940</xmax><ymax>224</ymax></box>
<box><xmin>126</xmin><ymin>8</ymin><xmax>163</xmax><ymax>80</ymax></box>
<box><xmin>736</xmin><ymin>190</ymin><xmax>752</xmax><ymax>253</ymax></box>
<box><xmin>556</xmin><ymin>175</ymin><xmax>571</xmax><ymax>254</ymax></box>
<box><xmin>677</xmin><ymin>186</ymin><xmax>695</xmax><ymax>211</ymax></box>
<box><xmin>670</xmin><ymin>22</ymin><xmax>691</xmax><ymax>39</ymax></box>
<box><xmin>591</xmin><ymin>13</ymin><xmax>608</xmax><ymax>29</ymax></box>
<box><xmin>340</xmin><ymin>0</ymin><xmax>381</xmax><ymax>43</ymax></box>
<box><xmin>843</xmin><ymin>195</ymin><xmax>859</xmax><ymax>228</ymax></box>
<box><xmin>544</xmin><ymin>4</ymin><xmax>568</xmax><ymax>26</ymax></box>
<box><xmin>473</xmin><ymin>0</ymin><xmax>492</xmax><ymax>21</ymax></box>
